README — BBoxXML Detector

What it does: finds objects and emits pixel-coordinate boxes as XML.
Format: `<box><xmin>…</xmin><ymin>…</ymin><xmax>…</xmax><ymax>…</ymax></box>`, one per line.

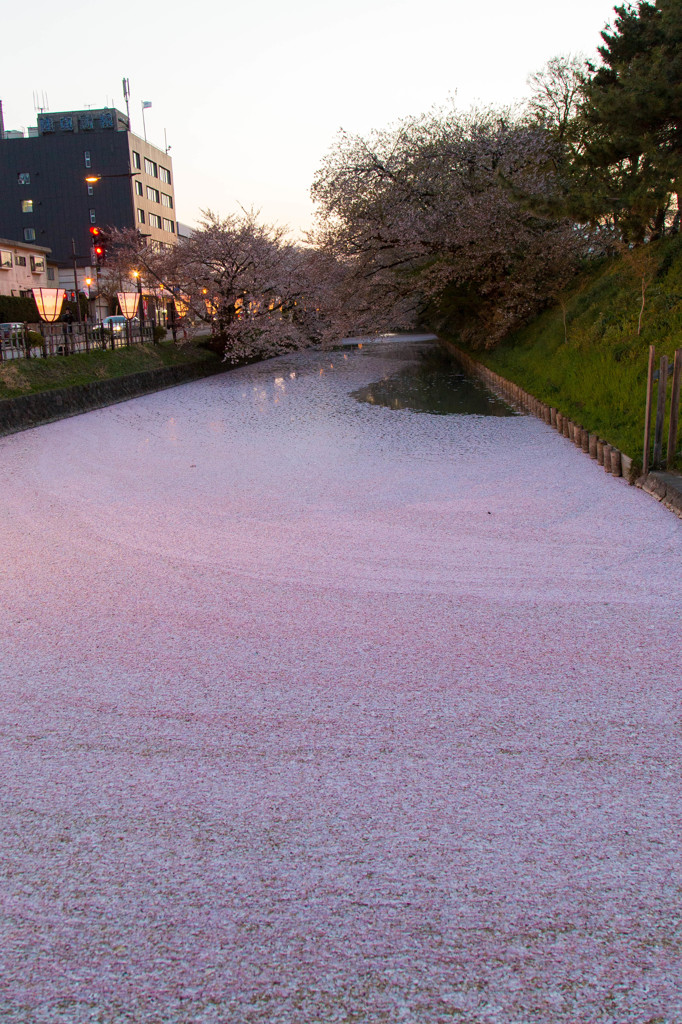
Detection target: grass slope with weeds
<box><xmin>0</xmin><ymin>339</ymin><xmax>221</xmax><ymax>401</ymax></box>
<box><xmin>459</xmin><ymin>236</ymin><xmax>682</xmax><ymax>468</ymax></box>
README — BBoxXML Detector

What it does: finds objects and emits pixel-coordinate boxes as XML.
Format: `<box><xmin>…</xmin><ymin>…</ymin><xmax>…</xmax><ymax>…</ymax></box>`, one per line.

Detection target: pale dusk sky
<box><xmin>3</xmin><ymin>0</ymin><xmax>620</xmax><ymax>237</ymax></box>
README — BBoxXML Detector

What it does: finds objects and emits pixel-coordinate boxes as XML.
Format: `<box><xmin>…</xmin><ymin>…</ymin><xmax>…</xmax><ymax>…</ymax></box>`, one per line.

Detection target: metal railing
<box><xmin>0</xmin><ymin>322</ymin><xmax>157</xmax><ymax>362</ymax></box>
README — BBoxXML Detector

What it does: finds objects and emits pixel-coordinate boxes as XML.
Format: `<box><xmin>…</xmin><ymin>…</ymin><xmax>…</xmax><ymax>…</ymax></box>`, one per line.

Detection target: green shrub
<box><xmin>0</xmin><ymin>295</ymin><xmax>39</xmax><ymax>323</ymax></box>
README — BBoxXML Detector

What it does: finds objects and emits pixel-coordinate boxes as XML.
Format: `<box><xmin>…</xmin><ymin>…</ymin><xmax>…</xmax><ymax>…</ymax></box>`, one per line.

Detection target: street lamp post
<box><xmin>70</xmin><ymin>239</ymin><xmax>83</xmax><ymax>329</ymax></box>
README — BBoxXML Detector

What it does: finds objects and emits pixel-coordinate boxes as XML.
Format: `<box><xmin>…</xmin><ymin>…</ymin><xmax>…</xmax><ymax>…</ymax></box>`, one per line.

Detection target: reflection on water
<box><xmin>351</xmin><ymin>346</ymin><xmax>517</xmax><ymax>417</ymax></box>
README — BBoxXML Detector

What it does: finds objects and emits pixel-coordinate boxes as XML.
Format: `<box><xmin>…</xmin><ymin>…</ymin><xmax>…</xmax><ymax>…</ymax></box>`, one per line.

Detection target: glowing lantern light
<box><xmin>32</xmin><ymin>288</ymin><xmax>64</xmax><ymax>323</ymax></box>
<box><xmin>117</xmin><ymin>292</ymin><xmax>140</xmax><ymax>319</ymax></box>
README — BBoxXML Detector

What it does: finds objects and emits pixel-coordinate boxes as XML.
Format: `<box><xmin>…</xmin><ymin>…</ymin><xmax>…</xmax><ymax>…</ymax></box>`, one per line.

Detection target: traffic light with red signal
<box><xmin>90</xmin><ymin>226</ymin><xmax>108</xmax><ymax>265</ymax></box>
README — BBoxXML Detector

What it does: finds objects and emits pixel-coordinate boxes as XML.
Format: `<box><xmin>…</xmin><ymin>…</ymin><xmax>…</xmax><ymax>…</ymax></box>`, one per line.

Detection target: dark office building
<box><xmin>0</xmin><ymin>107</ymin><xmax>177</xmax><ymax>275</ymax></box>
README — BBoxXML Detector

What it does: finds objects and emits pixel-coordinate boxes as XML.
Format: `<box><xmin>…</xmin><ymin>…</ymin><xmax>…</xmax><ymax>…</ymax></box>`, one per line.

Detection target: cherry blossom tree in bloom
<box><xmin>109</xmin><ymin>210</ymin><xmax>417</xmax><ymax>356</ymax></box>
<box><xmin>109</xmin><ymin>211</ymin><xmax>328</xmax><ymax>361</ymax></box>
<box><xmin>311</xmin><ymin>105</ymin><xmax>591</xmax><ymax>348</ymax></box>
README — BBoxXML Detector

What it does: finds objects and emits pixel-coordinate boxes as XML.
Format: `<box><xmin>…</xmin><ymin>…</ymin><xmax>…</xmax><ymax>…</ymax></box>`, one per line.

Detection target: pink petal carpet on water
<box><xmin>1</xmin><ymin>343</ymin><xmax>681</xmax><ymax>1023</ymax></box>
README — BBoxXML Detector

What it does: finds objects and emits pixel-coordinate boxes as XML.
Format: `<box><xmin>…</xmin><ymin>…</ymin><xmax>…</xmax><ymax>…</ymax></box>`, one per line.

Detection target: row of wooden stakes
<box><xmin>643</xmin><ymin>346</ymin><xmax>682</xmax><ymax>475</ymax></box>
<box><xmin>453</xmin><ymin>347</ymin><xmax>634</xmax><ymax>481</ymax></box>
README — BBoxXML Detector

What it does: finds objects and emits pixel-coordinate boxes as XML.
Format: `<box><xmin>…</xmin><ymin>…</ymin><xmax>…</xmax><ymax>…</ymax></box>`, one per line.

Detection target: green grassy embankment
<box><xmin>457</xmin><ymin>236</ymin><xmax>682</xmax><ymax>468</ymax></box>
<box><xmin>0</xmin><ymin>339</ymin><xmax>221</xmax><ymax>400</ymax></box>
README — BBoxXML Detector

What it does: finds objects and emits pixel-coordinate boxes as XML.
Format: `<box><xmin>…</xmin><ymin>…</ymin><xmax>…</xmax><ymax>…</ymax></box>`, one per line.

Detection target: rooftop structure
<box><xmin>0</xmin><ymin>105</ymin><xmax>178</xmax><ymax>273</ymax></box>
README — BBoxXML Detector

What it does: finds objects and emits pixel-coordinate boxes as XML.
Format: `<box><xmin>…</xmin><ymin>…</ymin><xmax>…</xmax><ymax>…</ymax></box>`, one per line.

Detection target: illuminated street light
<box><xmin>85</xmin><ymin>171</ymin><xmax>141</xmax><ymax>183</ymax></box>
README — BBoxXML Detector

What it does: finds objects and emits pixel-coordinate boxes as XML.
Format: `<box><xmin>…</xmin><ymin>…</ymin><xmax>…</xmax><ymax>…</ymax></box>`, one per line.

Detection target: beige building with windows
<box><xmin>0</xmin><ymin>237</ymin><xmax>55</xmax><ymax>296</ymax></box>
<box><xmin>128</xmin><ymin>137</ymin><xmax>177</xmax><ymax>248</ymax></box>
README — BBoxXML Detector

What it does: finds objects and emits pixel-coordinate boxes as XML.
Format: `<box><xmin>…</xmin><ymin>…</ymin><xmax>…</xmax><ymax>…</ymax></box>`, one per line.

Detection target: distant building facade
<box><xmin>0</xmin><ymin>236</ymin><xmax>55</xmax><ymax>296</ymax></box>
<box><xmin>0</xmin><ymin>107</ymin><xmax>177</xmax><ymax>293</ymax></box>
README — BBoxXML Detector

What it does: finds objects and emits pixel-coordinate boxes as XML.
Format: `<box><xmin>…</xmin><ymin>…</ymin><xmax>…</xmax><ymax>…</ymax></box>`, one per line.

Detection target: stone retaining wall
<box><xmin>0</xmin><ymin>360</ymin><xmax>225</xmax><ymax>437</ymax></box>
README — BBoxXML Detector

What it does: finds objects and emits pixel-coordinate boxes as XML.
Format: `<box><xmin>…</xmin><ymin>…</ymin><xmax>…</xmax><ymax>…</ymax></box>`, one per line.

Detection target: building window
<box><xmin>87</xmin><ymin>185</ymin><xmax>94</xmax><ymax>196</ymax></box>
<box><xmin>15</xmin><ymin>255</ymin><xmax>26</xmax><ymax>267</ymax></box>
<box><xmin>135</xmin><ymin>179</ymin><xmax>143</xmax><ymax>196</ymax></box>
<box><xmin>24</xmin><ymin>228</ymin><xmax>36</xmax><ymax>241</ymax></box>
<box><xmin>137</xmin><ymin>209</ymin><xmax>146</xmax><ymax>224</ymax></box>
<box><xmin>30</xmin><ymin>255</ymin><xmax>45</xmax><ymax>273</ymax></box>
<box><xmin>21</xmin><ymin>199</ymin><xmax>34</xmax><ymax>214</ymax></box>
<box><xmin>144</xmin><ymin>157</ymin><xmax>158</xmax><ymax>177</ymax></box>
<box><xmin>163</xmin><ymin>218</ymin><xmax>175</xmax><ymax>233</ymax></box>
<box><xmin>132</xmin><ymin>151</ymin><xmax>141</xmax><ymax>169</ymax></box>
<box><xmin>0</xmin><ymin>250</ymin><xmax>12</xmax><ymax>269</ymax></box>
<box><xmin>149</xmin><ymin>213</ymin><xmax>162</xmax><ymax>229</ymax></box>
<box><xmin>90</xmin><ymin>209</ymin><xmax>97</xmax><ymax>224</ymax></box>
<box><xmin>17</xmin><ymin>172</ymin><xmax>30</xmax><ymax>185</ymax></box>
<box><xmin>84</xmin><ymin>151</ymin><xmax>91</xmax><ymax>168</ymax></box>
<box><xmin>161</xmin><ymin>193</ymin><xmax>173</xmax><ymax>208</ymax></box>
<box><xmin>47</xmin><ymin>266</ymin><xmax>55</xmax><ymax>281</ymax></box>
<box><xmin>159</xmin><ymin>166</ymin><xmax>171</xmax><ymax>185</ymax></box>
<box><xmin>146</xmin><ymin>186</ymin><xmax>160</xmax><ymax>203</ymax></box>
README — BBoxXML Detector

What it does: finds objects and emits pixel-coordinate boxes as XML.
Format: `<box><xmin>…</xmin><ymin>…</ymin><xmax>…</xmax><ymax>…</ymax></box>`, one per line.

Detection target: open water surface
<box><xmin>350</xmin><ymin>342</ymin><xmax>516</xmax><ymax>416</ymax></box>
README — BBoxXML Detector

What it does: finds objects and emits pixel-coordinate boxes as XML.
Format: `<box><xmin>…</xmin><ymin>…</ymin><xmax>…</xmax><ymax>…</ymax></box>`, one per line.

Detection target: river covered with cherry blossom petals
<box><xmin>1</xmin><ymin>340</ymin><xmax>682</xmax><ymax>1023</ymax></box>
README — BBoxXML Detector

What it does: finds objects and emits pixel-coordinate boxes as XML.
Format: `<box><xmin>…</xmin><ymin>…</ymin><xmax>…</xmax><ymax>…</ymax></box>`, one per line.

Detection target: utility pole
<box><xmin>71</xmin><ymin>239</ymin><xmax>83</xmax><ymax>326</ymax></box>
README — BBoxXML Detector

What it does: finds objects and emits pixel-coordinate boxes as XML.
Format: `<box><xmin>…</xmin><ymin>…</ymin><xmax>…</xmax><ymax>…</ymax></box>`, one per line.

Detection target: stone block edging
<box><xmin>638</xmin><ymin>471</ymin><xmax>682</xmax><ymax>519</ymax></box>
<box><xmin>0</xmin><ymin>359</ymin><xmax>226</xmax><ymax>437</ymax></box>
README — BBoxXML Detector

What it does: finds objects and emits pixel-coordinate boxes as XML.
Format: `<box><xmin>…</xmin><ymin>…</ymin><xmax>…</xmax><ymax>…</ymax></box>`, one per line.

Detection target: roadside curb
<box><xmin>0</xmin><ymin>359</ymin><xmax>226</xmax><ymax>437</ymax></box>
<box><xmin>443</xmin><ymin>340</ymin><xmax>682</xmax><ymax>519</ymax></box>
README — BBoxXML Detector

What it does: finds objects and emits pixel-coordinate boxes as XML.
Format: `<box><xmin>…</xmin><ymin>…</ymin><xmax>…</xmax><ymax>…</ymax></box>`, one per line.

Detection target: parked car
<box><xmin>101</xmin><ymin>315</ymin><xmax>140</xmax><ymax>333</ymax></box>
<box><xmin>0</xmin><ymin>322</ymin><xmax>24</xmax><ymax>343</ymax></box>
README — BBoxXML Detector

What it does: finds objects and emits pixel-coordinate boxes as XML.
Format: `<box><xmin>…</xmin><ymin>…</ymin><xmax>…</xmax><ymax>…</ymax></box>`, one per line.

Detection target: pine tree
<box><xmin>570</xmin><ymin>0</ymin><xmax>682</xmax><ymax>242</ymax></box>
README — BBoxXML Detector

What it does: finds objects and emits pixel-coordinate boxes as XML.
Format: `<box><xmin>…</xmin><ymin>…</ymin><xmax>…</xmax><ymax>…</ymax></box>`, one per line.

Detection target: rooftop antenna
<box><xmin>164</xmin><ymin>127</ymin><xmax>171</xmax><ymax>154</ymax></box>
<box><xmin>122</xmin><ymin>78</ymin><xmax>131</xmax><ymax>126</ymax></box>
